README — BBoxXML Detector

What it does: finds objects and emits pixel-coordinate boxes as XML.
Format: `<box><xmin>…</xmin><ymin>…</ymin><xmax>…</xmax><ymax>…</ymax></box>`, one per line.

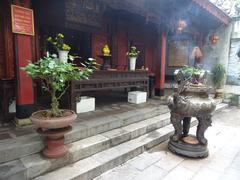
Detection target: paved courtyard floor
<box><xmin>95</xmin><ymin>107</ymin><xmax>240</xmax><ymax>180</ymax></box>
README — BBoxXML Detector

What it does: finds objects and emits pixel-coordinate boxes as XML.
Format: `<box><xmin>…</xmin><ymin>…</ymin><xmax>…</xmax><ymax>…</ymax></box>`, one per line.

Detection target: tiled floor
<box><xmin>95</xmin><ymin>107</ymin><xmax>240</xmax><ymax>180</ymax></box>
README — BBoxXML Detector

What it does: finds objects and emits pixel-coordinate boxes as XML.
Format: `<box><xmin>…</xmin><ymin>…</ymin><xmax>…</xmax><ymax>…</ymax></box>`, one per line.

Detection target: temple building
<box><xmin>0</xmin><ymin>0</ymin><xmax>231</xmax><ymax>124</ymax></box>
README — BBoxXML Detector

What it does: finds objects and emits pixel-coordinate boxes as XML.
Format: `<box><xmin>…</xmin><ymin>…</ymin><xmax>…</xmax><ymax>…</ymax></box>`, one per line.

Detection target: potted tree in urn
<box><xmin>126</xmin><ymin>46</ymin><xmax>140</xmax><ymax>70</ymax></box>
<box><xmin>22</xmin><ymin>55</ymin><xmax>96</xmax><ymax>158</ymax></box>
<box><xmin>47</xmin><ymin>33</ymin><xmax>71</xmax><ymax>63</ymax></box>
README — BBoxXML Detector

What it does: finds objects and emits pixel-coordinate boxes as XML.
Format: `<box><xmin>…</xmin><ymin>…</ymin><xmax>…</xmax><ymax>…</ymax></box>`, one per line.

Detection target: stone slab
<box><xmin>0</xmin><ymin>160</ymin><xmax>27</xmax><ymax>180</ymax></box>
<box><xmin>94</xmin><ymin>164</ymin><xmax>140</xmax><ymax>180</ymax></box>
<box><xmin>128</xmin><ymin>152</ymin><xmax>162</xmax><ymax>171</ymax></box>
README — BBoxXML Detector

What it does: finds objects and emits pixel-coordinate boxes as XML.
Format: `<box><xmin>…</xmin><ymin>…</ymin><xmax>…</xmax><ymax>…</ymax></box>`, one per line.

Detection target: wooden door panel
<box><xmin>0</xmin><ymin>4</ymin><xmax>5</xmax><ymax>78</ymax></box>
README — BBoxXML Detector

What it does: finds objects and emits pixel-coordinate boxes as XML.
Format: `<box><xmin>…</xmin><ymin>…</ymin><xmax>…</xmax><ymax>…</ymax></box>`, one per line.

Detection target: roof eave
<box><xmin>192</xmin><ymin>0</ymin><xmax>232</xmax><ymax>25</ymax></box>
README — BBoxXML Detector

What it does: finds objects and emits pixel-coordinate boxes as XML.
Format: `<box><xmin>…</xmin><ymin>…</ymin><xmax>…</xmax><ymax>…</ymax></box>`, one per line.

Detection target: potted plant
<box><xmin>211</xmin><ymin>63</ymin><xmax>226</xmax><ymax>98</ymax></box>
<box><xmin>47</xmin><ymin>33</ymin><xmax>71</xmax><ymax>63</ymax></box>
<box><xmin>22</xmin><ymin>55</ymin><xmax>96</xmax><ymax>158</ymax></box>
<box><xmin>180</xmin><ymin>66</ymin><xmax>205</xmax><ymax>84</ymax></box>
<box><xmin>126</xmin><ymin>46</ymin><xmax>140</xmax><ymax>70</ymax></box>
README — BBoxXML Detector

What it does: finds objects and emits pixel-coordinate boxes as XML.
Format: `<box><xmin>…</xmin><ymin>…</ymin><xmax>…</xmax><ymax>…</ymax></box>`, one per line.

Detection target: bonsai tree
<box><xmin>22</xmin><ymin>55</ymin><xmax>96</xmax><ymax>117</ymax></box>
<box><xmin>211</xmin><ymin>63</ymin><xmax>226</xmax><ymax>89</ymax></box>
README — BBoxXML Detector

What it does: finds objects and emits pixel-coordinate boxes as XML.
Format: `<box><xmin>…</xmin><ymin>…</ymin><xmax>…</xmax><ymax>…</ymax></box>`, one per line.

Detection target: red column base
<box><xmin>43</xmin><ymin>137</ymin><xmax>68</xmax><ymax>158</ymax></box>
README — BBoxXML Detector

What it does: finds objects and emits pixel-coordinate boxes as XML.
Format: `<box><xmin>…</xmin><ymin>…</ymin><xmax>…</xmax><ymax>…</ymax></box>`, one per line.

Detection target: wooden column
<box><xmin>14</xmin><ymin>0</ymin><xmax>35</xmax><ymax>121</ymax></box>
<box><xmin>155</xmin><ymin>29</ymin><xmax>167</xmax><ymax>96</ymax></box>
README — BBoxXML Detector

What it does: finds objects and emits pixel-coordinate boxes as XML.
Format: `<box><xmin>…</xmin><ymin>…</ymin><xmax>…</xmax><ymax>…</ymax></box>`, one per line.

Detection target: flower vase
<box><xmin>58</xmin><ymin>50</ymin><xmax>69</xmax><ymax>63</ymax></box>
<box><xmin>129</xmin><ymin>57</ymin><xmax>137</xmax><ymax>70</ymax></box>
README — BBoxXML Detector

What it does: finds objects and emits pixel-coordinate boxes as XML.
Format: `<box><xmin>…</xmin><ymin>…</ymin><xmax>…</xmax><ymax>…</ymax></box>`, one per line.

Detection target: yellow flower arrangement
<box><xmin>102</xmin><ymin>44</ymin><xmax>111</xmax><ymax>56</ymax></box>
<box><xmin>47</xmin><ymin>33</ymin><xmax>71</xmax><ymax>51</ymax></box>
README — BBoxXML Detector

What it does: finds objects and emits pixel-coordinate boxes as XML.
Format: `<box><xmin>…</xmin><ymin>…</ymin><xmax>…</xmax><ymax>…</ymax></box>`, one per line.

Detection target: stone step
<box><xmin>35</xmin><ymin>122</ymin><xmax>197</xmax><ymax>180</ymax></box>
<box><xmin>0</xmin><ymin>103</ymin><xmax>228</xmax><ymax>180</ymax></box>
<box><xmin>0</xmin><ymin>113</ymin><xmax>171</xmax><ymax>180</ymax></box>
<box><xmin>0</xmin><ymin>105</ymin><xmax>169</xmax><ymax>164</ymax></box>
<box><xmin>34</xmin><ymin>103</ymin><xmax>227</xmax><ymax>180</ymax></box>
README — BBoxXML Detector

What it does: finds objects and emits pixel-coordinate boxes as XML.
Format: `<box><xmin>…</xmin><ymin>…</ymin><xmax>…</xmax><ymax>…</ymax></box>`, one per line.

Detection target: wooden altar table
<box><xmin>69</xmin><ymin>70</ymin><xmax>149</xmax><ymax>111</ymax></box>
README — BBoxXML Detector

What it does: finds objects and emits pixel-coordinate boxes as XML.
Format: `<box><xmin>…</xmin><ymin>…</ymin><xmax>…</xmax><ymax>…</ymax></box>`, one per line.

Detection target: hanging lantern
<box><xmin>176</xmin><ymin>18</ymin><xmax>187</xmax><ymax>33</ymax></box>
<box><xmin>191</xmin><ymin>47</ymin><xmax>203</xmax><ymax>67</ymax></box>
<box><xmin>209</xmin><ymin>34</ymin><xmax>219</xmax><ymax>44</ymax></box>
<box><xmin>191</xmin><ymin>47</ymin><xmax>203</xmax><ymax>59</ymax></box>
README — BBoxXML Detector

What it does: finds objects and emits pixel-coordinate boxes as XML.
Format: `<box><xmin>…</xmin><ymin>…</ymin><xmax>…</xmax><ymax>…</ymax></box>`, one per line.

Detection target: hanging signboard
<box><xmin>169</xmin><ymin>40</ymin><xmax>189</xmax><ymax>67</ymax></box>
<box><xmin>11</xmin><ymin>5</ymin><xmax>34</xmax><ymax>36</ymax></box>
<box><xmin>65</xmin><ymin>0</ymin><xmax>103</xmax><ymax>30</ymax></box>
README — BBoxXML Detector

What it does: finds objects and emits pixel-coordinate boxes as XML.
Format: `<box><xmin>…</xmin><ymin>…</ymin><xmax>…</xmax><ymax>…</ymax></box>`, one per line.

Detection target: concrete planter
<box><xmin>128</xmin><ymin>91</ymin><xmax>147</xmax><ymax>104</ymax></box>
<box><xmin>76</xmin><ymin>96</ymin><xmax>95</xmax><ymax>113</ymax></box>
<box><xmin>129</xmin><ymin>57</ymin><xmax>137</xmax><ymax>70</ymax></box>
<box><xmin>58</xmin><ymin>50</ymin><xmax>69</xmax><ymax>63</ymax></box>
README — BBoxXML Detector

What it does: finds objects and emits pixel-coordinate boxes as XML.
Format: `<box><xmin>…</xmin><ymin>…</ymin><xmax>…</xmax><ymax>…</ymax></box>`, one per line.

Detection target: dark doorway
<box><xmin>62</xmin><ymin>30</ymin><xmax>92</xmax><ymax>66</ymax></box>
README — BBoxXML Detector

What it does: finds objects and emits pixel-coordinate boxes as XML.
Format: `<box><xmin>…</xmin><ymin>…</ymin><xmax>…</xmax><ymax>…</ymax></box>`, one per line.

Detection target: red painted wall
<box><xmin>145</xmin><ymin>36</ymin><xmax>154</xmax><ymax>73</ymax></box>
<box><xmin>155</xmin><ymin>34</ymin><xmax>161</xmax><ymax>89</ymax></box>
<box><xmin>14</xmin><ymin>0</ymin><xmax>34</xmax><ymax>105</ymax></box>
<box><xmin>16</xmin><ymin>35</ymin><xmax>34</xmax><ymax>104</ymax></box>
<box><xmin>92</xmin><ymin>33</ymin><xmax>109</xmax><ymax>65</ymax></box>
<box><xmin>116</xmin><ymin>29</ymin><xmax>128</xmax><ymax>70</ymax></box>
<box><xmin>91</xmin><ymin>14</ymin><xmax>157</xmax><ymax>73</ymax></box>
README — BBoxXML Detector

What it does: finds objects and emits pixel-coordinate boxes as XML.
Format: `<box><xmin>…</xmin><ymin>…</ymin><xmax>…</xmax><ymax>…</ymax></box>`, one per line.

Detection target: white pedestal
<box><xmin>76</xmin><ymin>96</ymin><xmax>95</xmax><ymax>113</ymax></box>
<box><xmin>128</xmin><ymin>91</ymin><xmax>147</xmax><ymax>104</ymax></box>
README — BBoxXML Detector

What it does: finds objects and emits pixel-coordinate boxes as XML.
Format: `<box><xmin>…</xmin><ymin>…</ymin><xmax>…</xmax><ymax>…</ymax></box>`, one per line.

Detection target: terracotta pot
<box><xmin>30</xmin><ymin>109</ymin><xmax>77</xmax><ymax>158</ymax></box>
<box><xmin>37</xmin><ymin>126</ymin><xmax>72</xmax><ymax>158</ymax></box>
<box><xmin>30</xmin><ymin>109</ymin><xmax>77</xmax><ymax>129</ymax></box>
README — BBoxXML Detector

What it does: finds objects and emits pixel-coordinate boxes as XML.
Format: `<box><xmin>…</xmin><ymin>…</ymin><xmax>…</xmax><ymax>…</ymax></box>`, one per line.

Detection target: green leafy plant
<box><xmin>22</xmin><ymin>55</ymin><xmax>97</xmax><ymax>117</ymax></box>
<box><xmin>211</xmin><ymin>64</ymin><xmax>226</xmax><ymax>89</ymax></box>
<box><xmin>180</xmin><ymin>66</ymin><xmax>203</xmax><ymax>77</ymax></box>
<box><xmin>126</xmin><ymin>46</ymin><xmax>140</xmax><ymax>58</ymax></box>
<box><xmin>178</xmin><ymin>66</ymin><xmax>205</xmax><ymax>84</ymax></box>
<box><xmin>47</xmin><ymin>33</ymin><xmax>71</xmax><ymax>51</ymax></box>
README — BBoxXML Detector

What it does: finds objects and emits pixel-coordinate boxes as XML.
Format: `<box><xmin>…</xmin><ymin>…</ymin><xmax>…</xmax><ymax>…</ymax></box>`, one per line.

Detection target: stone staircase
<box><xmin>0</xmin><ymin>102</ymin><xmax>228</xmax><ymax>180</ymax></box>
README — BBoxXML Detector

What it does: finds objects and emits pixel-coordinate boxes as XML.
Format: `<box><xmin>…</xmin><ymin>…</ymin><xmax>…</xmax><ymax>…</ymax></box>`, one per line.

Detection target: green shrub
<box><xmin>22</xmin><ymin>55</ymin><xmax>96</xmax><ymax>117</ymax></box>
<box><xmin>211</xmin><ymin>64</ymin><xmax>226</xmax><ymax>89</ymax></box>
